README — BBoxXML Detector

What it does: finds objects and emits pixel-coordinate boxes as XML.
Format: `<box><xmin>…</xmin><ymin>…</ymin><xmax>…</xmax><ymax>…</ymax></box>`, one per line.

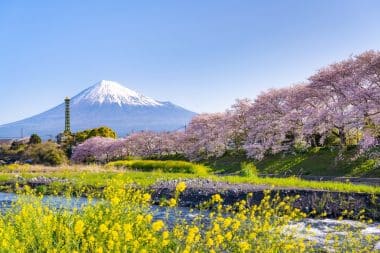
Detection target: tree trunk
<box><xmin>338</xmin><ymin>127</ymin><xmax>346</xmax><ymax>147</ymax></box>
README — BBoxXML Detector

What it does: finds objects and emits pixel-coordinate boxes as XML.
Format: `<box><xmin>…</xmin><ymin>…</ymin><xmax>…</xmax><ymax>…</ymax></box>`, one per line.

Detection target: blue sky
<box><xmin>1</xmin><ymin>0</ymin><xmax>380</xmax><ymax>125</ymax></box>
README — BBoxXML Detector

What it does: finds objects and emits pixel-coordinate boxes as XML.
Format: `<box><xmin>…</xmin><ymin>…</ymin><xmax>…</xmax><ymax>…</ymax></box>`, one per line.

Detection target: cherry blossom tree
<box><xmin>71</xmin><ymin>137</ymin><xmax>128</xmax><ymax>163</ymax></box>
<box><xmin>225</xmin><ymin>98</ymin><xmax>253</xmax><ymax>152</ymax></box>
<box><xmin>183</xmin><ymin>113</ymin><xmax>229</xmax><ymax>160</ymax></box>
<box><xmin>125</xmin><ymin>131</ymin><xmax>186</xmax><ymax>158</ymax></box>
<box><xmin>307</xmin><ymin>51</ymin><xmax>380</xmax><ymax>146</ymax></box>
<box><xmin>243</xmin><ymin>88</ymin><xmax>294</xmax><ymax>159</ymax></box>
<box><xmin>71</xmin><ymin>50</ymin><xmax>380</xmax><ymax>162</ymax></box>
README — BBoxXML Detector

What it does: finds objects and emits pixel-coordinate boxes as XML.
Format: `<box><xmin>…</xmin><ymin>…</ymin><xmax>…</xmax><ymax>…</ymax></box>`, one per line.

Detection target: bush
<box><xmin>24</xmin><ymin>142</ymin><xmax>67</xmax><ymax>166</ymax></box>
<box><xmin>107</xmin><ymin>160</ymin><xmax>209</xmax><ymax>175</ymax></box>
<box><xmin>29</xmin><ymin>134</ymin><xmax>42</xmax><ymax>145</ymax></box>
<box><xmin>240</xmin><ymin>162</ymin><xmax>258</xmax><ymax>177</ymax></box>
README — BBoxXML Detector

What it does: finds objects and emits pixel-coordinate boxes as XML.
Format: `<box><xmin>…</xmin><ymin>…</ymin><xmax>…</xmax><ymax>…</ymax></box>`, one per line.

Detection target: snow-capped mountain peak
<box><xmin>0</xmin><ymin>79</ymin><xmax>196</xmax><ymax>138</ymax></box>
<box><xmin>72</xmin><ymin>80</ymin><xmax>162</xmax><ymax>106</ymax></box>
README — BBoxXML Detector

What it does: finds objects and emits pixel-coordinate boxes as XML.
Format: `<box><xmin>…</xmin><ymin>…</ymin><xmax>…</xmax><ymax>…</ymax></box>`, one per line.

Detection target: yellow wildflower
<box><xmin>152</xmin><ymin>220</ymin><xmax>165</xmax><ymax>231</ymax></box>
<box><xmin>74</xmin><ymin>220</ymin><xmax>85</xmax><ymax>235</ymax></box>
<box><xmin>211</xmin><ymin>194</ymin><xmax>222</xmax><ymax>203</ymax></box>
<box><xmin>168</xmin><ymin>198</ymin><xmax>177</xmax><ymax>207</ymax></box>
<box><xmin>99</xmin><ymin>224</ymin><xmax>108</xmax><ymax>233</ymax></box>
<box><xmin>142</xmin><ymin>193</ymin><xmax>151</xmax><ymax>202</ymax></box>
<box><xmin>239</xmin><ymin>241</ymin><xmax>250</xmax><ymax>252</ymax></box>
<box><xmin>176</xmin><ymin>182</ymin><xmax>187</xmax><ymax>193</ymax></box>
<box><xmin>125</xmin><ymin>232</ymin><xmax>133</xmax><ymax>241</ymax></box>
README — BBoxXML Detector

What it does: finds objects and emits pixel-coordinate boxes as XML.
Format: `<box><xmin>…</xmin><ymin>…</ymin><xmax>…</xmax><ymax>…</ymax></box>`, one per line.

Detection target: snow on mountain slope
<box><xmin>72</xmin><ymin>80</ymin><xmax>163</xmax><ymax>106</ymax></box>
<box><xmin>0</xmin><ymin>80</ymin><xmax>196</xmax><ymax>139</ymax></box>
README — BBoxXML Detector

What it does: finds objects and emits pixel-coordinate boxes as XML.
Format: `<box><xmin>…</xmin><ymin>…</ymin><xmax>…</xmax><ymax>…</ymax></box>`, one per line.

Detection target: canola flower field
<box><xmin>0</xmin><ymin>179</ymin><xmax>378</xmax><ymax>252</ymax></box>
<box><xmin>0</xmin><ymin>163</ymin><xmax>379</xmax><ymax>252</ymax></box>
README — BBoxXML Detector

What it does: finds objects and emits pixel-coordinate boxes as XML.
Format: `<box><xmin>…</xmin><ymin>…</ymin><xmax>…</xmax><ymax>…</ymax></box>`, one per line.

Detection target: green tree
<box><xmin>75</xmin><ymin>126</ymin><xmax>117</xmax><ymax>143</ymax></box>
<box><xmin>29</xmin><ymin>134</ymin><xmax>42</xmax><ymax>145</ymax></box>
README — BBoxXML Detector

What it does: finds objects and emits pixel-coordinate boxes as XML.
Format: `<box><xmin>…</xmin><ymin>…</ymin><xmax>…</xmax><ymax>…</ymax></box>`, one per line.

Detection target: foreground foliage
<box><xmin>0</xmin><ymin>180</ymin><xmax>378</xmax><ymax>252</ymax></box>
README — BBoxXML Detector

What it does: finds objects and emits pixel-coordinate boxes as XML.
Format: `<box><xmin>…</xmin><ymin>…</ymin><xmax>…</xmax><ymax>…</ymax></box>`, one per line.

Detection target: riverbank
<box><xmin>1</xmin><ymin>164</ymin><xmax>379</xmax><ymax>193</ymax></box>
<box><xmin>151</xmin><ymin>179</ymin><xmax>380</xmax><ymax>221</ymax></box>
<box><xmin>0</xmin><ymin>172</ymin><xmax>379</xmax><ymax>221</ymax></box>
<box><xmin>0</xmin><ymin>164</ymin><xmax>379</xmax><ymax>222</ymax></box>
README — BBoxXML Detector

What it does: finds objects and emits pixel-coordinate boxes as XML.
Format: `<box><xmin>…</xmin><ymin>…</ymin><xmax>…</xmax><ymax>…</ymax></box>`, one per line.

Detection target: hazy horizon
<box><xmin>1</xmin><ymin>0</ymin><xmax>380</xmax><ymax>125</ymax></box>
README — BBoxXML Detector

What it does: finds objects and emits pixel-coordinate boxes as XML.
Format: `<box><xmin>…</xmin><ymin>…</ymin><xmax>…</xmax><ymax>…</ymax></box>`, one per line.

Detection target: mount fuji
<box><xmin>0</xmin><ymin>80</ymin><xmax>196</xmax><ymax>139</ymax></box>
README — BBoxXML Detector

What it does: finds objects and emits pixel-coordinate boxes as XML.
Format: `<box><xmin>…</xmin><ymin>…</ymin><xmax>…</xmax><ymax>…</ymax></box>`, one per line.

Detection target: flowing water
<box><xmin>0</xmin><ymin>192</ymin><xmax>379</xmax><ymax>251</ymax></box>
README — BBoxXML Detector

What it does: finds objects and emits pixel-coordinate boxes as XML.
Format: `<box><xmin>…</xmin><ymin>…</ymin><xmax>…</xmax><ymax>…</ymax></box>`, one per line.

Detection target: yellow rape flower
<box><xmin>125</xmin><ymin>232</ymin><xmax>133</xmax><ymax>241</ymax></box>
<box><xmin>176</xmin><ymin>182</ymin><xmax>187</xmax><ymax>193</ymax></box>
<box><xmin>239</xmin><ymin>241</ymin><xmax>250</xmax><ymax>252</ymax></box>
<box><xmin>211</xmin><ymin>194</ymin><xmax>222</xmax><ymax>203</ymax></box>
<box><xmin>142</xmin><ymin>193</ymin><xmax>151</xmax><ymax>202</ymax></box>
<box><xmin>152</xmin><ymin>220</ymin><xmax>165</xmax><ymax>231</ymax></box>
<box><xmin>145</xmin><ymin>214</ymin><xmax>153</xmax><ymax>223</ymax></box>
<box><xmin>99</xmin><ymin>224</ymin><xmax>108</xmax><ymax>233</ymax></box>
<box><xmin>168</xmin><ymin>198</ymin><xmax>177</xmax><ymax>207</ymax></box>
<box><xmin>74</xmin><ymin>220</ymin><xmax>85</xmax><ymax>235</ymax></box>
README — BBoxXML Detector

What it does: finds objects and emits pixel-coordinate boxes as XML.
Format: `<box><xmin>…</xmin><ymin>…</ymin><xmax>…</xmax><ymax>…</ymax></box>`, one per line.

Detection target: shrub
<box><xmin>24</xmin><ymin>142</ymin><xmax>67</xmax><ymax>166</ymax></box>
<box><xmin>10</xmin><ymin>140</ymin><xmax>26</xmax><ymax>151</ymax></box>
<box><xmin>240</xmin><ymin>162</ymin><xmax>258</xmax><ymax>177</ymax></box>
<box><xmin>107</xmin><ymin>160</ymin><xmax>209</xmax><ymax>175</ymax></box>
<box><xmin>29</xmin><ymin>134</ymin><xmax>42</xmax><ymax>145</ymax></box>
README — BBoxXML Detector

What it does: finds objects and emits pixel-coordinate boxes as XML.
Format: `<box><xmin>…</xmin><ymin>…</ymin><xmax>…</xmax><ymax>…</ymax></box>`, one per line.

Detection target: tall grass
<box><xmin>240</xmin><ymin>162</ymin><xmax>258</xmax><ymax>177</ymax></box>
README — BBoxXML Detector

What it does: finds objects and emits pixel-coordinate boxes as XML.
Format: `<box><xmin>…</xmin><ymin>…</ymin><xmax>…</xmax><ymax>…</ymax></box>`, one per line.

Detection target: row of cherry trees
<box><xmin>71</xmin><ymin>51</ymin><xmax>380</xmax><ymax>163</ymax></box>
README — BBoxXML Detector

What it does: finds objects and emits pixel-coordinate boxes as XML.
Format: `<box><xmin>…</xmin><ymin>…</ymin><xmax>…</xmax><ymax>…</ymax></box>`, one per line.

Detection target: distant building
<box><xmin>0</xmin><ymin>139</ymin><xmax>13</xmax><ymax>145</ymax></box>
<box><xmin>0</xmin><ymin>137</ymin><xmax>29</xmax><ymax>146</ymax></box>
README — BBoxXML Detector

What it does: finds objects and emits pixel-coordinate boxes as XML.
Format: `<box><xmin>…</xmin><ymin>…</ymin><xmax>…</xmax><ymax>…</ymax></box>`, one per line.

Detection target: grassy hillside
<box><xmin>204</xmin><ymin>147</ymin><xmax>380</xmax><ymax>177</ymax></box>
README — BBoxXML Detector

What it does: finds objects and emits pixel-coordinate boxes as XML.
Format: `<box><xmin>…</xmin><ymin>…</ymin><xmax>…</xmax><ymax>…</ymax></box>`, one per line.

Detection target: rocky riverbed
<box><xmin>1</xmin><ymin>176</ymin><xmax>379</xmax><ymax>220</ymax></box>
<box><xmin>150</xmin><ymin>179</ymin><xmax>380</xmax><ymax>221</ymax></box>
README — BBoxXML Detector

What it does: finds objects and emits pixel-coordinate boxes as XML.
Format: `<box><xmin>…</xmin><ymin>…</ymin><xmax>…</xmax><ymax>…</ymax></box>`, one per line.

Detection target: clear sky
<box><xmin>1</xmin><ymin>0</ymin><xmax>380</xmax><ymax>125</ymax></box>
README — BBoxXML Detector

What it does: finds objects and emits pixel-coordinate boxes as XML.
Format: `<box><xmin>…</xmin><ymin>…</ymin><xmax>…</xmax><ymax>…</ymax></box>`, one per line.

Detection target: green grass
<box><xmin>107</xmin><ymin>160</ymin><xmax>209</xmax><ymax>176</ymax></box>
<box><xmin>0</xmin><ymin>169</ymin><xmax>378</xmax><ymax>194</ymax></box>
<box><xmin>203</xmin><ymin>147</ymin><xmax>380</xmax><ymax>177</ymax></box>
<box><xmin>202</xmin><ymin>152</ymin><xmax>249</xmax><ymax>174</ymax></box>
<box><xmin>218</xmin><ymin>175</ymin><xmax>380</xmax><ymax>194</ymax></box>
